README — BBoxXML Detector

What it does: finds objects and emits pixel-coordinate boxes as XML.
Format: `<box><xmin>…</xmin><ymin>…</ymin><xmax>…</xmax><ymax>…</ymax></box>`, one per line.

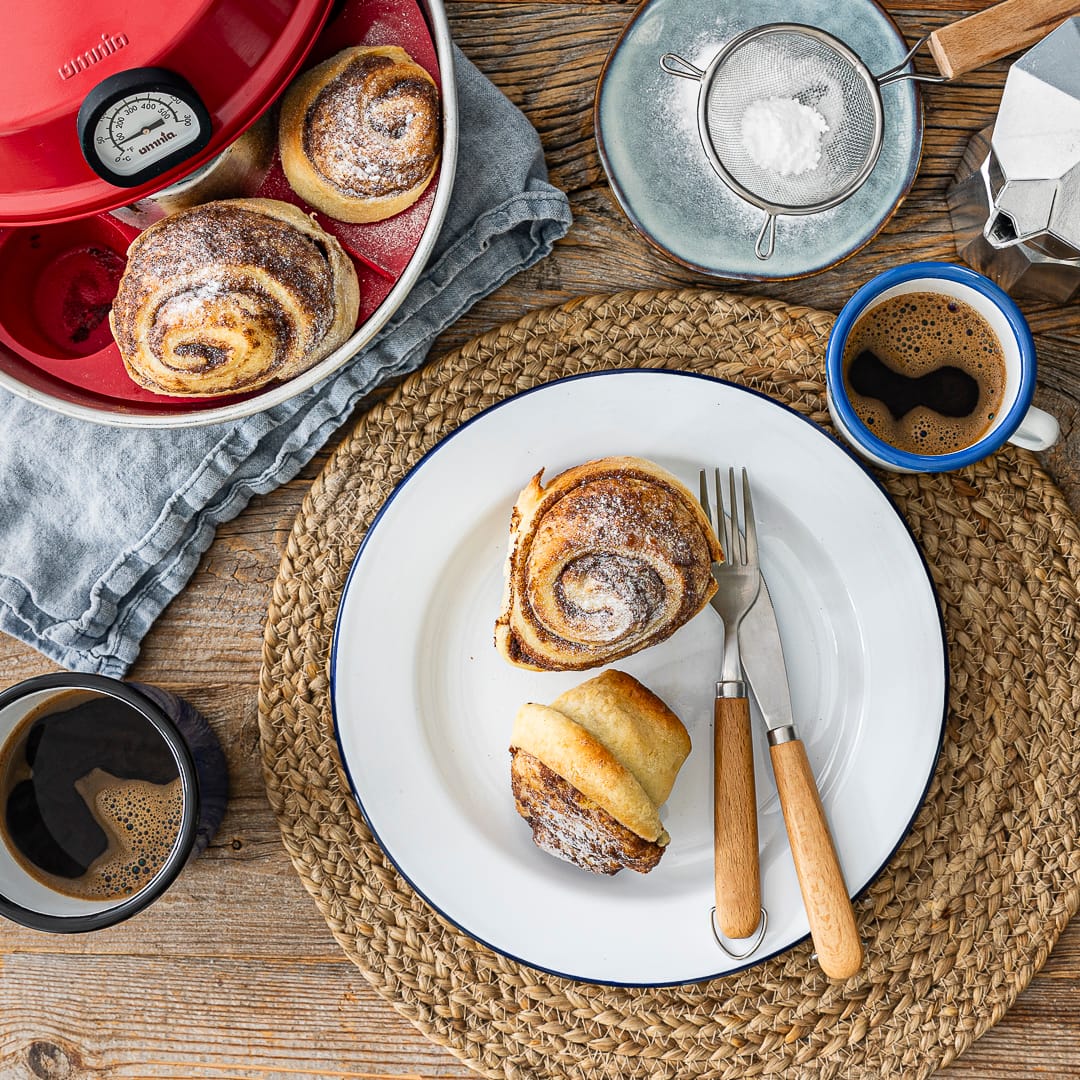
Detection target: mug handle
<box><xmin>1007</xmin><ymin>405</ymin><xmax>1060</xmax><ymax>452</ymax></box>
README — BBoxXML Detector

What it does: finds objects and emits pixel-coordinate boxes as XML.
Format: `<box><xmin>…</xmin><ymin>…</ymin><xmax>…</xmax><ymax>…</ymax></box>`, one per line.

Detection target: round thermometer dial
<box><xmin>78</xmin><ymin>68</ymin><xmax>213</xmax><ymax>188</ymax></box>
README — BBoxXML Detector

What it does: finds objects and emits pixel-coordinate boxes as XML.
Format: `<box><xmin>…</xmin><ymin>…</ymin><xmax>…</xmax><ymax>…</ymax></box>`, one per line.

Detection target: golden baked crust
<box><xmin>551</xmin><ymin>668</ymin><xmax>691</xmax><ymax>809</ymax></box>
<box><xmin>511</xmin><ymin>702</ymin><xmax>667</xmax><ymax>843</ymax></box>
<box><xmin>278</xmin><ymin>45</ymin><xmax>441</xmax><ymax>223</ymax></box>
<box><xmin>494</xmin><ymin>456</ymin><xmax>723</xmax><ymax>670</ymax></box>
<box><xmin>109</xmin><ymin>198</ymin><xmax>359</xmax><ymax>397</ymax></box>
<box><xmin>509</xmin><ymin>670</ymin><xmax>691</xmax><ymax>874</ymax></box>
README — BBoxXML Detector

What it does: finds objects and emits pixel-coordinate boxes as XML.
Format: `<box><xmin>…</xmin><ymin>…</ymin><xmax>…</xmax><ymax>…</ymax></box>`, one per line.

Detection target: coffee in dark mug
<box><xmin>0</xmin><ymin>674</ymin><xmax>227</xmax><ymax>932</ymax></box>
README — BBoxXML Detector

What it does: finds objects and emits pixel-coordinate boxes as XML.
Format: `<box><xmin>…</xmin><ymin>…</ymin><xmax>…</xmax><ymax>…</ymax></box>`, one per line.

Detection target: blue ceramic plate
<box><xmin>595</xmin><ymin>0</ymin><xmax>923</xmax><ymax>279</ymax></box>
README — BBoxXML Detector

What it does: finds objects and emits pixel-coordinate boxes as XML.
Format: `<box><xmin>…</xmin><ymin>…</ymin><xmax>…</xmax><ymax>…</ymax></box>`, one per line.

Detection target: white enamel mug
<box><xmin>825</xmin><ymin>262</ymin><xmax>1059</xmax><ymax>473</ymax></box>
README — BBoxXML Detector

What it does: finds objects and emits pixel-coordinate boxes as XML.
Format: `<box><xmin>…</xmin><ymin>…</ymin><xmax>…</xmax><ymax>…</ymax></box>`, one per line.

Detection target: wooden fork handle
<box><xmin>929</xmin><ymin>0</ymin><xmax>1080</xmax><ymax>80</ymax></box>
<box><xmin>714</xmin><ymin>694</ymin><xmax>761</xmax><ymax>940</ymax></box>
<box><xmin>769</xmin><ymin>735</ymin><xmax>863</xmax><ymax>980</ymax></box>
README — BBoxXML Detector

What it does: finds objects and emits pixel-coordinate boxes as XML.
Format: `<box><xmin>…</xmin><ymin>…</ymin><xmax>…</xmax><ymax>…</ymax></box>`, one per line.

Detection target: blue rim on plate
<box><xmin>327</xmin><ymin>369</ymin><xmax>948</xmax><ymax>987</ymax></box>
<box><xmin>594</xmin><ymin>0</ymin><xmax>923</xmax><ymax>280</ymax></box>
<box><xmin>825</xmin><ymin>260</ymin><xmax>1037</xmax><ymax>471</ymax></box>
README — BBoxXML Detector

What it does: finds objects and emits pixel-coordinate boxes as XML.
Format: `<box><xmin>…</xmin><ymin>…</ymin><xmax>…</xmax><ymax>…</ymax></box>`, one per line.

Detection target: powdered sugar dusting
<box><xmin>651</xmin><ymin>19</ymin><xmax>763</xmax><ymax>239</ymax></box>
<box><xmin>109</xmin><ymin>201</ymin><xmax>355</xmax><ymax>394</ymax></box>
<box><xmin>741</xmin><ymin>97</ymin><xmax>828</xmax><ymax>176</ymax></box>
<box><xmin>305</xmin><ymin>52</ymin><xmax>440</xmax><ymax>199</ymax></box>
<box><xmin>156</xmin><ymin>280</ymin><xmax>226</xmax><ymax>321</ymax></box>
<box><xmin>526</xmin><ymin>471</ymin><xmax>712</xmax><ymax>651</ymax></box>
<box><xmin>602</xmin><ymin>2</ymin><xmax>922</xmax><ymax>274</ymax></box>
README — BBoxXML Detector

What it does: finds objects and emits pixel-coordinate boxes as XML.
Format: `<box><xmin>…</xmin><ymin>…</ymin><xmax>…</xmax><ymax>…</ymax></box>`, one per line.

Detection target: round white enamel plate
<box><xmin>330</xmin><ymin>370</ymin><xmax>947</xmax><ymax>986</ymax></box>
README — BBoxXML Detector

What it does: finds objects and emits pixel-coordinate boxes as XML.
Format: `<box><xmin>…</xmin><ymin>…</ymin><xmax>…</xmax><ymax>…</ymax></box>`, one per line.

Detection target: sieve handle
<box><xmin>928</xmin><ymin>0</ymin><xmax>1080</xmax><ymax>80</ymax></box>
<box><xmin>755</xmin><ymin>216</ymin><xmax>777</xmax><ymax>261</ymax></box>
<box><xmin>659</xmin><ymin>53</ymin><xmax>705</xmax><ymax>81</ymax></box>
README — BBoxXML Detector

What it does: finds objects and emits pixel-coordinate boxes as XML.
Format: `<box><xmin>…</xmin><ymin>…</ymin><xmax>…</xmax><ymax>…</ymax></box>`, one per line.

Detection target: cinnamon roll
<box><xmin>510</xmin><ymin>670</ymin><xmax>692</xmax><ymax>875</ymax></box>
<box><xmin>278</xmin><ymin>45</ymin><xmax>441</xmax><ymax>223</ymax></box>
<box><xmin>495</xmin><ymin>457</ymin><xmax>723</xmax><ymax>671</ymax></box>
<box><xmin>109</xmin><ymin>198</ymin><xmax>360</xmax><ymax>397</ymax></box>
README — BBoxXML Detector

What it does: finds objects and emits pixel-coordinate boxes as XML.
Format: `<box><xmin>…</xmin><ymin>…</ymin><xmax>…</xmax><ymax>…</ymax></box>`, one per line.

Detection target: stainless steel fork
<box><xmin>699</xmin><ymin>467</ymin><xmax>762</xmax><ymax>942</ymax></box>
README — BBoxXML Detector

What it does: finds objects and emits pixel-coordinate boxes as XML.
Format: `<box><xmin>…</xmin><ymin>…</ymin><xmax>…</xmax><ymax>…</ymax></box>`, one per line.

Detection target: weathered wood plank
<box><xmin>0</xmin><ymin>954</ymin><xmax>477</xmax><ymax>1079</ymax></box>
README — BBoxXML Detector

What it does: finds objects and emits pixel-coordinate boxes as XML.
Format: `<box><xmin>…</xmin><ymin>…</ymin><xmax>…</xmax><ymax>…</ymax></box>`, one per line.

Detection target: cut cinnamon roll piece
<box><xmin>510</xmin><ymin>670</ymin><xmax>692</xmax><ymax>875</ymax></box>
<box><xmin>108</xmin><ymin>198</ymin><xmax>359</xmax><ymax>398</ymax></box>
<box><xmin>278</xmin><ymin>45</ymin><xmax>441</xmax><ymax>223</ymax></box>
<box><xmin>495</xmin><ymin>456</ymin><xmax>723</xmax><ymax>671</ymax></box>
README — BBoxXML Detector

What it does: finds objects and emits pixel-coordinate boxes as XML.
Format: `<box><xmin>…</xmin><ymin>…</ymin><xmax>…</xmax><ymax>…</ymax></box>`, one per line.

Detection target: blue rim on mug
<box><xmin>825</xmin><ymin>261</ymin><xmax>1037</xmax><ymax>472</ymax></box>
<box><xmin>0</xmin><ymin>673</ymin><xmax>206</xmax><ymax>933</ymax></box>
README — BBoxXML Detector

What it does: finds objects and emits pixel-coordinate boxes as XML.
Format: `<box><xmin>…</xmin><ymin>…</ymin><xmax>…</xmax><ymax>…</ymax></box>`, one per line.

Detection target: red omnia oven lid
<box><xmin>1</xmin><ymin>0</ymin><xmax>334</xmax><ymax>226</ymax></box>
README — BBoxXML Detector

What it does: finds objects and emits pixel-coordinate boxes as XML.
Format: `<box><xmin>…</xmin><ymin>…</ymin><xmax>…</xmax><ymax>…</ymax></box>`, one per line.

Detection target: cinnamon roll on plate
<box><xmin>510</xmin><ymin>670</ymin><xmax>692</xmax><ymax>875</ymax></box>
<box><xmin>495</xmin><ymin>456</ymin><xmax>723</xmax><ymax>670</ymax></box>
<box><xmin>109</xmin><ymin>198</ymin><xmax>360</xmax><ymax>398</ymax></box>
<box><xmin>278</xmin><ymin>45</ymin><xmax>442</xmax><ymax>223</ymax></box>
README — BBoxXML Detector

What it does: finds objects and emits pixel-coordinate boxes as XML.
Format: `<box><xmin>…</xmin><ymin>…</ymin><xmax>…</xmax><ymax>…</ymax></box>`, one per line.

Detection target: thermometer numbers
<box><xmin>78</xmin><ymin>67</ymin><xmax>213</xmax><ymax>186</ymax></box>
<box><xmin>93</xmin><ymin>93</ymin><xmax>202</xmax><ymax>177</ymax></box>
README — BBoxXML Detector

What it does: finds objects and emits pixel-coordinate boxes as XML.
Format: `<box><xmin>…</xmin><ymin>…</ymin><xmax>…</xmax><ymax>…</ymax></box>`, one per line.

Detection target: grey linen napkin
<box><xmin>0</xmin><ymin>47</ymin><xmax>572</xmax><ymax>676</ymax></box>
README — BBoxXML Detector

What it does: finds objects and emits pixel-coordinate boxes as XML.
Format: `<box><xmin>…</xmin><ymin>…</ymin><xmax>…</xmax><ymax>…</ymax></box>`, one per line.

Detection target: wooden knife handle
<box><xmin>929</xmin><ymin>0</ymin><xmax>1080</xmax><ymax>80</ymax></box>
<box><xmin>769</xmin><ymin>736</ymin><xmax>862</xmax><ymax>980</ymax></box>
<box><xmin>714</xmin><ymin>695</ymin><xmax>761</xmax><ymax>939</ymax></box>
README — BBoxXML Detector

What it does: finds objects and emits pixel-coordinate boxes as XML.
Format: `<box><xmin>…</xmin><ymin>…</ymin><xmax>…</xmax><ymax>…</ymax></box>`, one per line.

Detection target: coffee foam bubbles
<box><xmin>64</xmin><ymin>769</ymin><xmax>183</xmax><ymax>900</ymax></box>
<box><xmin>842</xmin><ymin>292</ymin><xmax>1007</xmax><ymax>456</ymax></box>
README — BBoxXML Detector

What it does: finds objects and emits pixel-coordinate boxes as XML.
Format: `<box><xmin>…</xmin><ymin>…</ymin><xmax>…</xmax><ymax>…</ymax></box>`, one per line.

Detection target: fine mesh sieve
<box><xmin>703</xmin><ymin>28</ymin><xmax>882</xmax><ymax>209</ymax></box>
<box><xmin>661</xmin><ymin>23</ymin><xmax>939</xmax><ymax>260</ymax></box>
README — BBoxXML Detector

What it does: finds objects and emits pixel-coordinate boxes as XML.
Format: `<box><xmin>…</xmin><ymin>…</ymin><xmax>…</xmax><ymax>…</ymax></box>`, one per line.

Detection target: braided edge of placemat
<box><xmin>257</xmin><ymin>288</ymin><xmax>1080</xmax><ymax>1080</ymax></box>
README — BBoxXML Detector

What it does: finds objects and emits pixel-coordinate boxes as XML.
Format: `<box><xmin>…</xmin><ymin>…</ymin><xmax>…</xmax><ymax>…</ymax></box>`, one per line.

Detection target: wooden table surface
<box><xmin>4</xmin><ymin>2</ymin><xmax>1080</xmax><ymax>1077</ymax></box>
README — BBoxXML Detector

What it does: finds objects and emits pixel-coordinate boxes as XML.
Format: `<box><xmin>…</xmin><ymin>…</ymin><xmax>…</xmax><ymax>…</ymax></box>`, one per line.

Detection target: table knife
<box><xmin>739</xmin><ymin>575</ymin><xmax>864</xmax><ymax>980</ymax></box>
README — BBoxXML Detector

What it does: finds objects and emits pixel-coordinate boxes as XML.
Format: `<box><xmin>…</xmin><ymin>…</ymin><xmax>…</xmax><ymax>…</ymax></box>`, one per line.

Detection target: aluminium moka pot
<box><xmin>947</xmin><ymin>16</ymin><xmax>1080</xmax><ymax>302</ymax></box>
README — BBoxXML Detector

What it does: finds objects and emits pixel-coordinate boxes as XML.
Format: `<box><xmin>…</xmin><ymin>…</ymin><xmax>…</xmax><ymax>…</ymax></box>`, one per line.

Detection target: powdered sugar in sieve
<box><xmin>661</xmin><ymin>23</ymin><xmax>938</xmax><ymax>259</ymax></box>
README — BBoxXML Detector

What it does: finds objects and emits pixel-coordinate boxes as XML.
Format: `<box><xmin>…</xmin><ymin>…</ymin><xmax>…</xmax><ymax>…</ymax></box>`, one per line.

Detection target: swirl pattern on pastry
<box><xmin>278</xmin><ymin>45</ymin><xmax>441</xmax><ymax>223</ymax></box>
<box><xmin>495</xmin><ymin>457</ymin><xmax>723</xmax><ymax>670</ymax></box>
<box><xmin>109</xmin><ymin>198</ymin><xmax>360</xmax><ymax>397</ymax></box>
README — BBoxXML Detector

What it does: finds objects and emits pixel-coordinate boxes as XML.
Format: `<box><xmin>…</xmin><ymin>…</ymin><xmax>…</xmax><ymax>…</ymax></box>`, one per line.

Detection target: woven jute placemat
<box><xmin>258</xmin><ymin>289</ymin><xmax>1080</xmax><ymax>1080</ymax></box>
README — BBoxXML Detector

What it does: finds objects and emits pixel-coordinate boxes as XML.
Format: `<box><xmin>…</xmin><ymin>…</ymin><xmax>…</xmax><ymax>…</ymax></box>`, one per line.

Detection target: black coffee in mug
<box><xmin>841</xmin><ymin>291</ymin><xmax>1007</xmax><ymax>456</ymax></box>
<box><xmin>0</xmin><ymin>674</ymin><xmax>228</xmax><ymax>932</ymax></box>
<box><xmin>0</xmin><ymin>690</ymin><xmax>183</xmax><ymax>901</ymax></box>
